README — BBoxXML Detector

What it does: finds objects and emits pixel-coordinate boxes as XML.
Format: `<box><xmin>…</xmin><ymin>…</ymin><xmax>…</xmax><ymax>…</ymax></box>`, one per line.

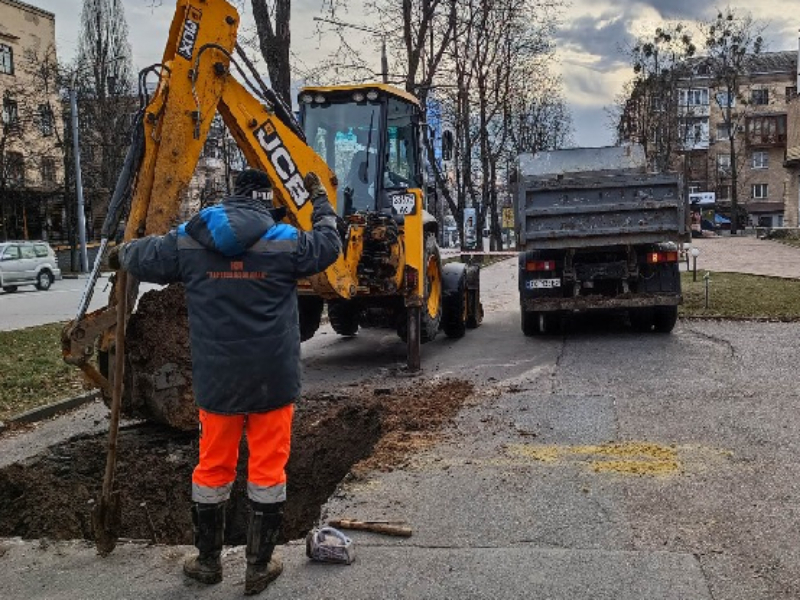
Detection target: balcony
<box><xmin>746</xmin><ymin>114</ymin><xmax>787</xmax><ymax>148</ymax></box>
<box><xmin>786</xmin><ymin>97</ymin><xmax>800</xmax><ymax>167</ymax></box>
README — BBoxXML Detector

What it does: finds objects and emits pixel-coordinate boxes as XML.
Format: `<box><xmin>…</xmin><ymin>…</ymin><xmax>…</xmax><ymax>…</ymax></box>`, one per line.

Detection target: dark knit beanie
<box><xmin>234</xmin><ymin>169</ymin><xmax>273</xmax><ymax>201</ymax></box>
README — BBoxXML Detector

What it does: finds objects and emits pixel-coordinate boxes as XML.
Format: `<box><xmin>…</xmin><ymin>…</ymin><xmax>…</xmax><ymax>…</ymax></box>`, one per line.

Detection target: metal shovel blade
<box><xmin>92</xmin><ymin>490</ymin><xmax>122</xmax><ymax>556</ymax></box>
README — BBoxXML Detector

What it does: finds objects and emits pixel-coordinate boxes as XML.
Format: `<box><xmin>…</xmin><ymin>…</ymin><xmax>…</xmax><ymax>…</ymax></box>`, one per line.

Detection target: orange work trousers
<box><xmin>191</xmin><ymin>404</ymin><xmax>294</xmax><ymax>505</ymax></box>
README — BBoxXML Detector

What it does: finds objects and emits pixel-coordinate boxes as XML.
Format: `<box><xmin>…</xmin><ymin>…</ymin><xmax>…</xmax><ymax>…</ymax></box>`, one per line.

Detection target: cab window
<box><xmin>384</xmin><ymin>98</ymin><xmax>419</xmax><ymax>190</ymax></box>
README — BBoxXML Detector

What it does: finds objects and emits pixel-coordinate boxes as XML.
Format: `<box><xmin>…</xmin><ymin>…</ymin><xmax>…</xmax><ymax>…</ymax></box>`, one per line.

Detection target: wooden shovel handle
<box><xmin>102</xmin><ymin>270</ymin><xmax>128</xmax><ymax>500</ymax></box>
<box><xmin>328</xmin><ymin>519</ymin><xmax>412</xmax><ymax>537</ymax></box>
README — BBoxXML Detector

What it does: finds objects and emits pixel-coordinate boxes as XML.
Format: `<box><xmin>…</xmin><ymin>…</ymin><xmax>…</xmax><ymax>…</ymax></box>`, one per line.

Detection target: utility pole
<box><xmin>69</xmin><ymin>77</ymin><xmax>89</xmax><ymax>274</ymax></box>
<box><xmin>313</xmin><ymin>17</ymin><xmax>388</xmax><ymax>83</ymax></box>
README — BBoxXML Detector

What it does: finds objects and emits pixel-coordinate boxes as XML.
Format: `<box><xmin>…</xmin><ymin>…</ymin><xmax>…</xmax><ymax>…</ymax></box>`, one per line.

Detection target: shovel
<box><xmin>92</xmin><ymin>269</ymin><xmax>129</xmax><ymax>556</ymax></box>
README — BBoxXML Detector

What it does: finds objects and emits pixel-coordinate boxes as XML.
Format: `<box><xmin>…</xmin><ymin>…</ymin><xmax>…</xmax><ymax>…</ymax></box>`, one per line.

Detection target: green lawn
<box><xmin>0</xmin><ymin>323</ymin><xmax>88</xmax><ymax>421</ymax></box>
<box><xmin>680</xmin><ymin>271</ymin><xmax>800</xmax><ymax>320</ymax></box>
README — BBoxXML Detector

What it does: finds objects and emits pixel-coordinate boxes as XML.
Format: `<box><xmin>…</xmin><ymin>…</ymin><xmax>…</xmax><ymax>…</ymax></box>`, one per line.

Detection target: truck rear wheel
<box><xmin>653</xmin><ymin>306</ymin><xmax>678</xmax><ymax>333</ymax></box>
<box><xmin>328</xmin><ymin>300</ymin><xmax>359</xmax><ymax>336</ymax></box>
<box><xmin>299</xmin><ymin>295</ymin><xmax>324</xmax><ymax>342</ymax></box>
<box><xmin>521</xmin><ymin>308</ymin><xmax>539</xmax><ymax>336</ymax></box>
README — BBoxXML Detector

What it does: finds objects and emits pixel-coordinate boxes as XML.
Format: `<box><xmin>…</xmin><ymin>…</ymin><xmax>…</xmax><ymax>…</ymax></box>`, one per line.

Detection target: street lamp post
<box><xmin>690</xmin><ymin>247</ymin><xmax>700</xmax><ymax>282</ymax></box>
<box><xmin>69</xmin><ymin>77</ymin><xmax>88</xmax><ymax>273</ymax></box>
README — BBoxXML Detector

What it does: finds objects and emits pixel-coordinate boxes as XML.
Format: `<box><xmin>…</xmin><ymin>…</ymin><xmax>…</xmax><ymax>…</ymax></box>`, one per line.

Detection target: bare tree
<box><xmin>250</xmin><ymin>0</ymin><xmax>292</xmax><ymax>106</ymax></box>
<box><xmin>702</xmin><ymin>8</ymin><xmax>764</xmax><ymax>234</ymax></box>
<box><xmin>73</xmin><ymin>0</ymin><xmax>136</xmax><ymax>240</ymax></box>
<box><xmin>617</xmin><ymin>24</ymin><xmax>696</xmax><ymax>173</ymax></box>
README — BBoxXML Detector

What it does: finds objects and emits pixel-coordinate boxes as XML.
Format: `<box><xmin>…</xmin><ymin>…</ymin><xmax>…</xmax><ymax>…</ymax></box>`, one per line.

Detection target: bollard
<box><xmin>703</xmin><ymin>272</ymin><xmax>711</xmax><ymax>309</ymax></box>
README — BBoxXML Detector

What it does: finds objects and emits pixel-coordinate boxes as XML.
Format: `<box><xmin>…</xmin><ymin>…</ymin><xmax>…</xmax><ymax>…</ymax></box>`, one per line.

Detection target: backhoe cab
<box><xmin>295</xmin><ymin>84</ymin><xmax>482</xmax><ymax>362</ymax></box>
<box><xmin>299</xmin><ymin>85</ymin><xmax>422</xmax><ymax>220</ymax></box>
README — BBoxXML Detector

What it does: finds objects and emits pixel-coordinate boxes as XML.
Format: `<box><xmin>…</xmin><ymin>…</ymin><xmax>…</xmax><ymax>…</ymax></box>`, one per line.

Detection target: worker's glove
<box><xmin>304</xmin><ymin>172</ymin><xmax>327</xmax><ymax>202</ymax></box>
<box><xmin>107</xmin><ymin>243</ymin><xmax>125</xmax><ymax>271</ymax></box>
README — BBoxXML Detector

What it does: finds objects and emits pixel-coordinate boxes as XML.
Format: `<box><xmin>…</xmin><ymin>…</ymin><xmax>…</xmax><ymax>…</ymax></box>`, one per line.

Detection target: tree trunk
<box><xmin>251</xmin><ymin>0</ymin><xmax>292</xmax><ymax>107</ymax></box>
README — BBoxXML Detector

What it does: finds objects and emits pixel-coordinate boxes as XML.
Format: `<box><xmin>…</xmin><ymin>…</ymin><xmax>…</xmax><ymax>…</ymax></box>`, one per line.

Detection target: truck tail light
<box><xmin>646</xmin><ymin>251</ymin><xmax>679</xmax><ymax>264</ymax></box>
<box><xmin>525</xmin><ymin>260</ymin><xmax>555</xmax><ymax>272</ymax></box>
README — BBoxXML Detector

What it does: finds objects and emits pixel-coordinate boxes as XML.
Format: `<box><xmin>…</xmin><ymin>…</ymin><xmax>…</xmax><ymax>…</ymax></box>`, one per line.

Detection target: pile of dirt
<box><xmin>123</xmin><ymin>285</ymin><xmax>195</xmax><ymax>430</ymax></box>
<box><xmin>0</xmin><ymin>379</ymin><xmax>472</xmax><ymax>545</ymax></box>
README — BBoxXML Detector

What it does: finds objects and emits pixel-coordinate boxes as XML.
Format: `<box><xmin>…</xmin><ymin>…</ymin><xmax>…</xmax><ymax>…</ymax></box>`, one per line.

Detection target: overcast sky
<box><xmin>29</xmin><ymin>0</ymin><xmax>800</xmax><ymax>147</ymax></box>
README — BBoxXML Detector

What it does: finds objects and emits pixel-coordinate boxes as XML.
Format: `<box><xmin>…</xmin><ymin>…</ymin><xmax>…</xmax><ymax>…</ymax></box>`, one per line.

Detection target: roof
<box><xmin>299</xmin><ymin>83</ymin><xmax>420</xmax><ymax>107</ymax></box>
<box><xmin>0</xmin><ymin>0</ymin><xmax>55</xmax><ymax>20</ymax></box>
<box><xmin>685</xmin><ymin>51</ymin><xmax>797</xmax><ymax>78</ymax></box>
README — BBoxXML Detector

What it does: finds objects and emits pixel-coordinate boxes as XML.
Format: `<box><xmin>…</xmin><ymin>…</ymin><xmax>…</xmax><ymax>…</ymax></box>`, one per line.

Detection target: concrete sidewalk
<box><xmin>689</xmin><ymin>235</ymin><xmax>800</xmax><ymax>279</ymax></box>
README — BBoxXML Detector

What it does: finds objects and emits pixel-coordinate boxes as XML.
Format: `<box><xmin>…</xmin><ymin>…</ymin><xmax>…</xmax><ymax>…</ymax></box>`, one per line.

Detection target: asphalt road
<box><xmin>0</xmin><ymin>276</ymin><xmax>161</xmax><ymax>331</ymax></box>
<box><xmin>2</xmin><ymin>257</ymin><xmax>800</xmax><ymax>598</ymax></box>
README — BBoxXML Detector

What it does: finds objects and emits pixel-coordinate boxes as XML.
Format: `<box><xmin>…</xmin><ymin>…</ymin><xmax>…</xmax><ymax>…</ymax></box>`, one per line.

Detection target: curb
<box><xmin>5</xmin><ymin>391</ymin><xmax>100</xmax><ymax>427</ymax></box>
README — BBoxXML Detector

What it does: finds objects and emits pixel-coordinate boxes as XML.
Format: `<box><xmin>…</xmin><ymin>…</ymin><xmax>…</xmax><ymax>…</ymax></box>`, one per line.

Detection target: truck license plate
<box><xmin>527</xmin><ymin>278</ymin><xmax>561</xmax><ymax>289</ymax></box>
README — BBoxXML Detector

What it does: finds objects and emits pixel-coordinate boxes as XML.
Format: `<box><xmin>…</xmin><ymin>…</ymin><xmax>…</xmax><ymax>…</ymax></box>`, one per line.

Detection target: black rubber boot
<box><xmin>244</xmin><ymin>501</ymin><xmax>284</xmax><ymax>595</ymax></box>
<box><xmin>183</xmin><ymin>502</ymin><xmax>226</xmax><ymax>584</ymax></box>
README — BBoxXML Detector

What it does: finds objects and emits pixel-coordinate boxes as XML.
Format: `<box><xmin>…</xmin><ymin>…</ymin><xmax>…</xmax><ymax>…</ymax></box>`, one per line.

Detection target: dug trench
<box><xmin>0</xmin><ymin>378</ymin><xmax>474</xmax><ymax>546</ymax></box>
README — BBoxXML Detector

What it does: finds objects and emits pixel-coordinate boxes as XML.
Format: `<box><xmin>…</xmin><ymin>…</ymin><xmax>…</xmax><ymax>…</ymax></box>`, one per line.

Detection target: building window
<box><xmin>715</xmin><ymin>92</ymin><xmax>735</xmax><ymax>108</ymax></box>
<box><xmin>786</xmin><ymin>86</ymin><xmax>798</xmax><ymax>103</ymax></box>
<box><xmin>717</xmin><ymin>154</ymin><xmax>731</xmax><ymax>177</ymax></box>
<box><xmin>41</xmin><ymin>158</ymin><xmax>56</xmax><ymax>184</ymax></box>
<box><xmin>680</xmin><ymin>88</ymin><xmax>709</xmax><ymax>107</ymax></box>
<box><xmin>752</xmin><ymin>183</ymin><xmax>768</xmax><ymax>199</ymax></box>
<box><xmin>0</xmin><ymin>45</ymin><xmax>13</xmax><ymax>75</ymax></box>
<box><xmin>442</xmin><ymin>130</ymin><xmax>454</xmax><ymax>162</ymax></box>
<box><xmin>5</xmin><ymin>151</ymin><xmax>24</xmax><ymax>185</ymax></box>
<box><xmin>38</xmin><ymin>105</ymin><xmax>54</xmax><ymax>137</ymax></box>
<box><xmin>716</xmin><ymin>122</ymin><xmax>731</xmax><ymax>140</ymax></box>
<box><xmin>751</xmin><ymin>151</ymin><xmax>769</xmax><ymax>169</ymax></box>
<box><xmin>747</xmin><ymin>115</ymin><xmax>787</xmax><ymax>146</ymax></box>
<box><xmin>2</xmin><ymin>97</ymin><xmax>19</xmax><ymax>131</ymax></box>
<box><xmin>717</xmin><ymin>184</ymin><xmax>731</xmax><ymax>200</ymax></box>
<box><xmin>751</xmin><ymin>88</ymin><xmax>769</xmax><ymax>105</ymax></box>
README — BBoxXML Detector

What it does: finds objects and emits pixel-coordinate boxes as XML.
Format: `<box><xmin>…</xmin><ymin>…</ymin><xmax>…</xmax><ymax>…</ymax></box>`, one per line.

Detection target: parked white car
<box><xmin>0</xmin><ymin>241</ymin><xmax>63</xmax><ymax>293</ymax></box>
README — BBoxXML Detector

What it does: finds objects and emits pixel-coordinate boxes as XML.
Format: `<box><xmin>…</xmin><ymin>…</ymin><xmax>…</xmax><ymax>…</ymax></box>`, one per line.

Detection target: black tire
<box><xmin>298</xmin><ymin>295</ymin><xmax>324</xmax><ymax>342</ymax></box>
<box><xmin>629</xmin><ymin>308</ymin><xmax>654</xmax><ymax>332</ymax></box>
<box><xmin>521</xmin><ymin>308</ymin><xmax>539</xmax><ymax>336</ymax></box>
<box><xmin>3</xmin><ymin>285</ymin><xmax>18</xmax><ymax>293</ymax></box>
<box><xmin>36</xmin><ymin>270</ymin><xmax>53</xmax><ymax>291</ymax></box>
<box><xmin>420</xmin><ymin>234</ymin><xmax>442</xmax><ymax>343</ymax></box>
<box><xmin>328</xmin><ymin>300</ymin><xmax>359</xmax><ymax>336</ymax></box>
<box><xmin>442</xmin><ymin>269</ymin><xmax>467</xmax><ymax>339</ymax></box>
<box><xmin>465</xmin><ymin>264</ymin><xmax>483</xmax><ymax>329</ymax></box>
<box><xmin>653</xmin><ymin>306</ymin><xmax>678</xmax><ymax>333</ymax></box>
<box><xmin>540</xmin><ymin>312</ymin><xmax>560</xmax><ymax>335</ymax></box>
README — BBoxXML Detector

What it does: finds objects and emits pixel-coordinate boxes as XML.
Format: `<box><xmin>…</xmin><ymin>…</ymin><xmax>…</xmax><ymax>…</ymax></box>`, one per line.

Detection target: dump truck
<box><xmin>62</xmin><ymin>0</ymin><xmax>482</xmax><ymax>431</ymax></box>
<box><xmin>514</xmin><ymin>144</ymin><xmax>688</xmax><ymax>335</ymax></box>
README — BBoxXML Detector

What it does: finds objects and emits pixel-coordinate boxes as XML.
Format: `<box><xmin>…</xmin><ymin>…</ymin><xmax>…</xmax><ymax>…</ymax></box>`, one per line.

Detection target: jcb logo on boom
<box><xmin>177</xmin><ymin>8</ymin><xmax>202</xmax><ymax>61</ymax></box>
<box><xmin>256</xmin><ymin>122</ymin><xmax>310</xmax><ymax>208</ymax></box>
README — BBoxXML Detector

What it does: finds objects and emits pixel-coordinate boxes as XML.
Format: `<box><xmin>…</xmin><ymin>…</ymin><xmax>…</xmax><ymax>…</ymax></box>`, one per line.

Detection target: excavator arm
<box><xmin>62</xmin><ymin>0</ymin><xmax>359</xmax><ymax>392</ymax></box>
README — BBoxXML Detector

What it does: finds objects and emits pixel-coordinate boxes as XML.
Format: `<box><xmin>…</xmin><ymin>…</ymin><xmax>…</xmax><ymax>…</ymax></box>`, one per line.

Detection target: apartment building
<box><xmin>0</xmin><ymin>0</ymin><xmax>64</xmax><ymax>241</ymax></box>
<box><xmin>785</xmin><ymin>85</ymin><xmax>800</xmax><ymax>225</ymax></box>
<box><xmin>678</xmin><ymin>51</ymin><xmax>797</xmax><ymax>228</ymax></box>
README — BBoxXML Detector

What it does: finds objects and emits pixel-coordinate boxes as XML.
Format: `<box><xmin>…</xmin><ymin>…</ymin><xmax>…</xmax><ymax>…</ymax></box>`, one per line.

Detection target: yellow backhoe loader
<box><xmin>62</xmin><ymin>0</ymin><xmax>482</xmax><ymax>431</ymax></box>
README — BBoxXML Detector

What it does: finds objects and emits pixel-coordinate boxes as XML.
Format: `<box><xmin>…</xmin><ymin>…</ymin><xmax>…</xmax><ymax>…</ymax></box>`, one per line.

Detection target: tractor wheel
<box><xmin>442</xmin><ymin>265</ymin><xmax>467</xmax><ymax>339</ymax></box>
<box><xmin>298</xmin><ymin>295</ymin><xmax>324</xmax><ymax>342</ymax></box>
<box><xmin>328</xmin><ymin>300</ymin><xmax>360</xmax><ymax>336</ymax></box>
<box><xmin>420</xmin><ymin>234</ymin><xmax>442</xmax><ymax>343</ymax></box>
